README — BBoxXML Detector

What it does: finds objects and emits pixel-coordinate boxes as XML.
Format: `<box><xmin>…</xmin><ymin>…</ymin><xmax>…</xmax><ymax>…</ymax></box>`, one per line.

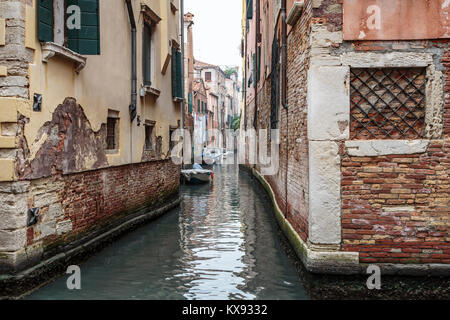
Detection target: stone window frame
<box><xmin>144</xmin><ymin>120</ymin><xmax>156</xmax><ymax>151</ymax></box>
<box><xmin>306</xmin><ymin>51</ymin><xmax>445</xmax><ymax>247</ymax></box>
<box><xmin>341</xmin><ymin>52</ymin><xmax>444</xmax><ymax>157</ymax></box>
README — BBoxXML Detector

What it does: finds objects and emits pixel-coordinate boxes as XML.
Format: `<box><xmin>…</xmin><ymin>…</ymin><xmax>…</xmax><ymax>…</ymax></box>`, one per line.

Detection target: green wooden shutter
<box><xmin>257</xmin><ymin>46</ymin><xmax>261</xmax><ymax>81</ymax></box>
<box><xmin>176</xmin><ymin>50</ymin><xmax>183</xmax><ymax>98</ymax></box>
<box><xmin>38</xmin><ymin>0</ymin><xmax>53</xmax><ymax>42</ymax></box>
<box><xmin>171</xmin><ymin>47</ymin><xmax>176</xmax><ymax>98</ymax></box>
<box><xmin>252</xmin><ymin>53</ymin><xmax>256</xmax><ymax>88</ymax></box>
<box><xmin>197</xmin><ymin>99</ymin><xmax>200</xmax><ymax>112</ymax></box>
<box><xmin>246</xmin><ymin>0</ymin><xmax>253</xmax><ymax>19</ymax></box>
<box><xmin>188</xmin><ymin>93</ymin><xmax>193</xmax><ymax>113</ymax></box>
<box><xmin>172</xmin><ymin>49</ymin><xmax>182</xmax><ymax>99</ymax></box>
<box><xmin>68</xmin><ymin>0</ymin><xmax>100</xmax><ymax>55</ymax></box>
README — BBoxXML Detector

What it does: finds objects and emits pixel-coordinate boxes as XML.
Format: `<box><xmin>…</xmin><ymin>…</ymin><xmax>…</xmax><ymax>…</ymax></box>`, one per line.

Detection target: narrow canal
<box><xmin>26</xmin><ymin>164</ymin><xmax>309</xmax><ymax>300</ymax></box>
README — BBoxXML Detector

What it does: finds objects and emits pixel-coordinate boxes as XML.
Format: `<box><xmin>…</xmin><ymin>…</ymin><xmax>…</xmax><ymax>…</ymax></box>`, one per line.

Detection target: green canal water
<box><xmin>26</xmin><ymin>164</ymin><xmax>309</xmax><ymax>300</ymax></box>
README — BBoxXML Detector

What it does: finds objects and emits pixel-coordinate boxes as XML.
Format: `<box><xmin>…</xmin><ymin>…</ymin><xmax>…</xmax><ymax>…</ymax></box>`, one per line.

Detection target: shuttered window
<box><xmin>67</xmin><ymin>0</ymin><xmax>100</xmax><ymax>55</ymax></box>
<box><xmin>252</xmin><ymin>53</ymin><xmax>256</xmax><ymax>88</ymax></box>
<box><xmin>172</xmin><ymin>47</ymin><xmax>183</xmax><ymax>99</ymax></box>
<box><xmin>38</xmin><ymin>0</ymin><xmax>100</xmax><ymax>55</ymax></box>
<box><xmin>38</xmin><ymin>0</ymin><xmax>53</xmax><ymax>42</ymax></box>
<box><xmin>246</xmin><ymin>0</ymin><xmax>253</xmax><ymax>20</ymax></box>
<box><xmin>257</xmin><ymin>46</ymin><xmax>261</xmax><ymax>82</ymax></box>
<box><xmin>188</xmin><ymin>93</ymin><xmax>193</xmax><ymax>113</ymax></box>
<box><xmin>143</xmin><ymin>23</ymin><xmax>152</xmax><ymax>85</ymax></box>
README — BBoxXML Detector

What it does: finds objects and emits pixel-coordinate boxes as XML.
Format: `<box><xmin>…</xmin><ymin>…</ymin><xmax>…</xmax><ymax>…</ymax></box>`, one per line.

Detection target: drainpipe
<box><xmin>126</xmin><ymin>0</ymin><xmax>137</xmax><ymax>120</ymax></box>
<box><xmin>281</xmin><ymin>0</ymin><xmax>288</xmax><ymax>217</ymax></box>
<box><xmin>125</xmin><ymin>0</ymin><xmax>137</xmax><ymax>162</ymax></box>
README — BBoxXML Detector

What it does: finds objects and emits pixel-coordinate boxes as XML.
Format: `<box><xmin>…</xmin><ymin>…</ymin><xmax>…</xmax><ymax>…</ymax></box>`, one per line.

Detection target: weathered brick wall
<box><xmin>305</xmin><ymin>0</ymin><xmax>449</xmax><ymax>264</ymax></box>
<box><xmin>252</xmin><ymin>0</ymin><xmax>312</xmax><ymax>242</ymax></box>
<box><xmin>243</xmin><ymin>0</ymin><xmax>450</xmax><ymax>271</ymax></box>
<box><xmin>27</xmin><ymin>159</ymin><xmax>180</xmax><ymax>249</ymax></box>
<box><xmin>341</xmin><ymin>142</ymin><xmax>449</xmax><ymax>264</ymax></box>
<box><xmin>306</xmin><ymin>0</ymin><xmax>450</xmax><ymax>264</ymax></box>
<box><xmin>340</xmin><ymin>41</ymin><xmax>450</xmax><ymax>264</ymax></box>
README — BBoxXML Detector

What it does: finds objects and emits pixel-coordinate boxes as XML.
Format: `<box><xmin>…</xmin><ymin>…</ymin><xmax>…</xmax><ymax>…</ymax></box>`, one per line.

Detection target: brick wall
<box><xmin>340</xmin><ymin>41</ymin><xmax>450</xmax><ymax>264</ymax></box>
<box><xmin>27</xmin><ymin>159</ymin><xmax>180</xmax><ymax>249</ymax></box>
<box><xmin>341</xmin><ymin>142</ymin><xmax>450</xmax><ymax>264</ymax></box>
<box><xmin>252</xmin><ymin>0</ymin><xmax>312</xmax><ymax>242</ymax></box>
<box><xmin>245</xmin><ymin>0</ymin><xmax>449</xmax><ymax>269</ymax></box>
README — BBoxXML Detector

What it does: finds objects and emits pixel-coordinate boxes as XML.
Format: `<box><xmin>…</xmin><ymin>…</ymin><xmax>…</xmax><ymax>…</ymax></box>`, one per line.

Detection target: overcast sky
<box><xmin>185</xmin><ymin>0</ymin><xmax>242</xmax><ymax>71</ymax></box>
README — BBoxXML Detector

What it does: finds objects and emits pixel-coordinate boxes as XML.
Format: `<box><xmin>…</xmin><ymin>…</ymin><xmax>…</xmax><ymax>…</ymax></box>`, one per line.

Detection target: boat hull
<box><xmin>181</xmin><ymin>169</ymin><xmax>212</xmax><ymax>184</ymax></box>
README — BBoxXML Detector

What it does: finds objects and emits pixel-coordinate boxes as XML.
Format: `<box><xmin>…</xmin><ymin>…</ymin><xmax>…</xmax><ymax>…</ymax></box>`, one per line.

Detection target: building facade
<box><xmin>0</xmin><ymin>0</ymin><xmax>182</xmax><ymax>282</ymax></box>
<box><xmin>243</xmin><ymin>0</ymin><xmax>449</xmax><ymax>275</ymax></box>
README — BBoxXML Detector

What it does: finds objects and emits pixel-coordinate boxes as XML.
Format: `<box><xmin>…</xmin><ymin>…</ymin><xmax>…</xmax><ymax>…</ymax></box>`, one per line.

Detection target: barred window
<box><xmin>350</xmin><ymin>68</ymin><xmax>426</xmax><ymax>140</ymax></box>
<box><xmin>106</xmin><ymin>118</ymin><xmax>118</xmax><ymax>150</ymax></box>
<box><xmin>145</xmin><ymin>124</ymin><xmax>154</xmax><ymax>151</ymax></box>
<box><xmin>106</xmin><ymin>110</ymin><xmax>119</xmax><ymax>151</ymax></box>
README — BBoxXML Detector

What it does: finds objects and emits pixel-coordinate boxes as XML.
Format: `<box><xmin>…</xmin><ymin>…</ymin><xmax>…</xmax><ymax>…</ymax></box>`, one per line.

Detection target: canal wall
<box><xmin>245</xmin><ymin>0</ymin><xmax>449</xmax><ymax>275</ymax></box>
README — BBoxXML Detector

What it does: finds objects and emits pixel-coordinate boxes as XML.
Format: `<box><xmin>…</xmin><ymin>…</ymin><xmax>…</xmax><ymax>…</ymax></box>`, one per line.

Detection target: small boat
<box><xmin>181</xmin><ymin>164</ymin><xmax>213</xmax><ymax>184</ymax></box>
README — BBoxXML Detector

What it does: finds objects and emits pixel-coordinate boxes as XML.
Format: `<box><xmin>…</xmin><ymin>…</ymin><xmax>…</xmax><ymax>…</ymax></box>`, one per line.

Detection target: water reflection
<box><xmin>26</xmin><ymin>164</ymin><xmax>308</xmax><ymax>300</ymax></box>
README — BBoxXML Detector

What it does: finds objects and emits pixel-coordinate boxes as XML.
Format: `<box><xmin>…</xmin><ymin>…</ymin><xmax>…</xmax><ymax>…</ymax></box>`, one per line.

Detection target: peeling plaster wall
<box><xmin>17</xmin><ymin>98</ymin><xmax>108</xmax><ymax>180</ymax></box>
<box><xmin>25</xmin><ymin>0</ymin><xmax>181</xmax><ymax>169</ymax></box>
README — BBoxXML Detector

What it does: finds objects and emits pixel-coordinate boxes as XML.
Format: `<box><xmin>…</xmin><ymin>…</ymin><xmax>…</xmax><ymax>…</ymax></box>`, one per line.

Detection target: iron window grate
<box><xmin>350</xmin><ymin>67</ymin><xmax>426</xmax><ymax>140</ymax></box>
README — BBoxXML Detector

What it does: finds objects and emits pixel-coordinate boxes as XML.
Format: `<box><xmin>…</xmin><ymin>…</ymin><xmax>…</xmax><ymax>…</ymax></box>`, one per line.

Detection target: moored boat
<box><xmin>181</xmin><ymin>168</ymin><xmax>213</xmax><ymax>184</ymax></box>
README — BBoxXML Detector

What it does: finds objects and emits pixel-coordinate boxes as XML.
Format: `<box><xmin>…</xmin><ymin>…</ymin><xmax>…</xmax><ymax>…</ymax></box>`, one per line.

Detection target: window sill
<box><xmin>105</xmin><ymin>149</ymin><xmax>119</xmax><ymax>155</ymax></box>
<box><xmin>170</xmin><ymin>2</ymin><xmax>178</xmax><ymax>14</ymax></box>
<box><xmin>286</xmin><ymin>1</ymin><xmax>304</xmax><ymax>26</ymax></box>
<box><xmin>345</xmin><ymin>140</ymin><xmax>430</xmax><ymax>157</ymax></box>
<box><xmin>173</xmin><ymin>97</ymin><xmax>184</xmax><ymax>103</ymax></box>
<box><xmin>143</xmin><ymin>85</ymin><xmax>161</xmax><ymax>98</ymax></box>
<box><xmin>41</xmin><ymin>42</ymin><xmax>87</xmax><ymax>73</ymax></box>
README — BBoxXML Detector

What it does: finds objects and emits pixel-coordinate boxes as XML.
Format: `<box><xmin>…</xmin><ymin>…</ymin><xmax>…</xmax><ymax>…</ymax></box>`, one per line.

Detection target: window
<box><xmin>144</xmin><ymin>122</ymin><xmax>155</xmax><ymax>150</ymax></box>
<box><xmin>270</xmin><ymin>37</ymin><xmax>280</xmax><ymax>129</ymax></box>
<box><xmin>205</xmin><ymin>72</ymin><xmax>212</xmax><ymax>81</ymax></box>
<box><xmin>169</xmin><ymin>126</ymin><xmax>177</xmax><ymax>151</ymax></box>
<box><xmin>106</xmin><ymin>111</ymin><xmax>119</xmax><ymax>151</ymax></box>
<box><xmin>197</xmin><ymin>99</ymin><xmax>200</xmax><ymax>113</ymax></box>
<box><xmin>188</xmin><ymin>93</ymin><xmax>193</xmax><ymax>113</ymax></box>
<box><xmin>143</xmin><ymin>23</ymin><xmax>152</xmax><ymax>85</ymax></box>
<box><xmin>246</xmin><ymin>0</ymin><xmax>253</xmax><ymax>20</ymax></box>
<box><xmin>350</xmin><ymin>67</ymin><xmax>426</xmax><ymax>140</ymax></box>
<box><xmin>252</xmin><ymin>53</ymin><xmax>256</xmax><ymax>88</ymax></box>
<box><xmin>38</xmin><ymin>0</ymin><xmax>100</xmax><ymax>55</ymax></box>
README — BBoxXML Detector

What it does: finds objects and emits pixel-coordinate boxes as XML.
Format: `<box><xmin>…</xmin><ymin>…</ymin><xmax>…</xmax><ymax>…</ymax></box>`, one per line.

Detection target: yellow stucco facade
<box><xmin>0</xmin><ymin>0</ymin><xmax>182</xmax><ymax>181</ymax></box>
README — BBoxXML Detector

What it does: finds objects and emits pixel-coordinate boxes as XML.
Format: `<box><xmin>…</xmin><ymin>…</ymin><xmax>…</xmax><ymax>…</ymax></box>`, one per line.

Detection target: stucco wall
<box><xmin>22</xmin><ymin>0</ymin><xmax>181</xmax><ymax>174</ymax></box>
